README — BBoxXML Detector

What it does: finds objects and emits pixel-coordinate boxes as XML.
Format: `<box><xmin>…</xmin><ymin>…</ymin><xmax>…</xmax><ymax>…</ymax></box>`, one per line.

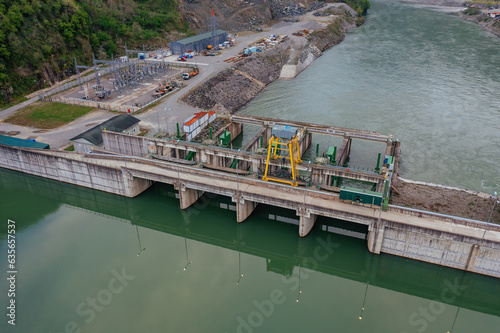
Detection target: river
<box><xmin>241</xmin><ymin>0</ymin><xmax>500</xmax><ymax>194</ymax></box>
<box><xmin>1</xmin><ymin>1</ymin><xmax>500</xmax><ymax>332</ymax></box>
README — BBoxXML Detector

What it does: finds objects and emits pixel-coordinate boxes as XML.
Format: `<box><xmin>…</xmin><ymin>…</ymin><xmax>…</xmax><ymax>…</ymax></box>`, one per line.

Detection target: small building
<box><xmin>339</xmin><ymin>186</ymin><xmax>383</xmax><ymax>206</ymax></box>
<box><xmin>0</xmin><ymin>135</ymin><xmax>50</xmax><ymax>149</ymax></box>
<box><xmin>70</xmin><ymin>114</ymin><xmax>140</xmax><ymax>153</ymax></box>
<box><xmin>169</xmin><ymin>30</ymin><xmax>228</xmax><ymax>55</ymax></box>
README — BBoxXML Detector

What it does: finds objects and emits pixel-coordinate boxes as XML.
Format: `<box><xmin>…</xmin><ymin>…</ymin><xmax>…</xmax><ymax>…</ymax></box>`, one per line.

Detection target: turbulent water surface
<box><xmin>1</xmin><ymin>1</ymin><xmax>500</xmax><ymax>332</ymax></box>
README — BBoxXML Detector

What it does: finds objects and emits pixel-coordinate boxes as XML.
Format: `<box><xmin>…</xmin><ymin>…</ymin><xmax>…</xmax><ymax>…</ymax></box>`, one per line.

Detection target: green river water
<box><xmin>1</xmin><ymin>1</ymin><xmax>500</xmax><ymax>332</ymax></box>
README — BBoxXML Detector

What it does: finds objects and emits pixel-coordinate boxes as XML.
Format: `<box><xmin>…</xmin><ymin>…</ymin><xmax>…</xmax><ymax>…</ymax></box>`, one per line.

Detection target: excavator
<box><xmin>152</xmin><ymin>83</ymin><xmax>174</xmax><ymax>98</ymax></box>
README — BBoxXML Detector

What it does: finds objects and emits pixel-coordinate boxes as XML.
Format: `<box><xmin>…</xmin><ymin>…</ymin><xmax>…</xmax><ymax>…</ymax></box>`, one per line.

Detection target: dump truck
<box><xmin>182</xmin><ymin>67</ymin><xmax>199</xmax><ymax>80</ymax></box>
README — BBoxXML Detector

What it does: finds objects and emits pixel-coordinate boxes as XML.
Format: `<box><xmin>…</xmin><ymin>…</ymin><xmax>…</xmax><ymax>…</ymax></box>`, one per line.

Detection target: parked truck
<box><xmin>182</xmin><ymin>67</ymin><xmax>199</xmax><ymax>80</ymax></box>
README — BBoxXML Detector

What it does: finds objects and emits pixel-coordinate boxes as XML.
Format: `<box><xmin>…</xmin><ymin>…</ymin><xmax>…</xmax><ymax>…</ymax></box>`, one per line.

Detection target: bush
<box><xmin>464</xmin><ymin>6</ymin><xmax>481</xmax><ymax>15</ymax></box>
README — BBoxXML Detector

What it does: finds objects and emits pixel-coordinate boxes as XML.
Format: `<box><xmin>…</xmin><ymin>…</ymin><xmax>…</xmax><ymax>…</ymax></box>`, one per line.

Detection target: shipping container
<box><xmin>195</xmin><ymin>111</ymin><xmax>209</xmax><ymax>124</ymax></box>
<box><xmin>208</xmin><ymin>111</ymin><xmax>217</xmax><ymax>123</ymax></box>
<box><xmin>183</xmin><ymin>115</ymin><xmax>195</xmax><ymax>133</ymax></box>
<box><xmin>339</xmin><ymin>187</ymin><xmax>383</xmax><ymax>206</ymax></box>
<box><xmin>183</xmin><ymin>116</ymin><xmax>199</xmax><ymax>134</ymax></box>
<box><xmin>199</xmin><ymin>120</ymin><xmax>208</xmax><ymax>129</ymax></box>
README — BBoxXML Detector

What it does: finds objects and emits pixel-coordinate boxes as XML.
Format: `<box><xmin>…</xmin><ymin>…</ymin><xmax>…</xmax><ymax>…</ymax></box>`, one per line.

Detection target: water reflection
<box><xmin>136</xmin><ymin>225</ymin><xmax>146</xmax><ymax>256</ymax></box>
<box><xmin>1</xmin><ymin>168</ymin><xmax>499</xmax><ymax>324</ymax></box>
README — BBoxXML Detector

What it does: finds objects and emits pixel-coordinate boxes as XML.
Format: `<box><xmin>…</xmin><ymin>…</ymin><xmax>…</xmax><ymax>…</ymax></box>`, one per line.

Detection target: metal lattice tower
<box><xmin>94</xmin><ymin>54</ymin><xmax>123</xmax><ymax>94</ymax></box>
<box><xmin>92</xmin><ymin>53</ymin><xmax>101</xmax><ymax>86</ymax></box>
<box><xmin>211</xmin><ymin>9</ymin><xmax>217</xmax><ymax>48</ymax></box>
<box><xmin>74</xmin><ymin>58</ymin><xmax>93</xmax><ymax>91</ymax></box>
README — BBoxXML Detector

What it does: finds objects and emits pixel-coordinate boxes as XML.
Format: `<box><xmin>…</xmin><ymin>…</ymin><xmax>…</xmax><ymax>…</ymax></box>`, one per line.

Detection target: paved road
<box><xmin>0</xmin><ymin>96</ymin><xmax>40</xmax><ymax>120</ymax></box>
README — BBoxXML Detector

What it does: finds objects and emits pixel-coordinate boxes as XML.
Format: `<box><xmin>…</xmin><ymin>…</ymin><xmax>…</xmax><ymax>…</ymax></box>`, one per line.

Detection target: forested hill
<box><xmin>0</xmin><ymin>0</ymin><xmax>188</xmax><ymax>104</ymax></box>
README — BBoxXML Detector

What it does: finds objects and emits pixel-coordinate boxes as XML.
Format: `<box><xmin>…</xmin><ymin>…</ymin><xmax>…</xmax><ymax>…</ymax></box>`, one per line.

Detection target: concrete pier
<box><xmin>233</xmin><ymin>195</ymin><xmax>258</xmax><ymax>222</ymax></box>
<box><xmin>298</xmin><ymin>208</ymin><xmax>317</xmax><ymax>237</ymax></box>
<box><xmin>177</xmin><ymin>182</ymin><xmax>203</xmax><ymax>209</ymax></box>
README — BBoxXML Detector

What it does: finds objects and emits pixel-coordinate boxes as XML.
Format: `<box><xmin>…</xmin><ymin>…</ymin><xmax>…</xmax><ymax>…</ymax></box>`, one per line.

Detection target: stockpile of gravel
<box><xmin>270</xmin><ymin>0</ymin><xmax>326</xmax><ymax>18</ymax></box>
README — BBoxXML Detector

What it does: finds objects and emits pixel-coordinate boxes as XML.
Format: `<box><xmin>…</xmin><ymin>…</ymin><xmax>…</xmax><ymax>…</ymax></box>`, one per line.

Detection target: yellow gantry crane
<box><xmin>262</xmin><ymin>125</ymin><xmax>304</xmax><ymax>187</ymax></box>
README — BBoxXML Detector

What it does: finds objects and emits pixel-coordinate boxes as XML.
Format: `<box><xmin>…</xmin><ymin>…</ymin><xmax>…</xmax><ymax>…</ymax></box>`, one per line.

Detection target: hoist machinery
<box><xmin>262</xmin><ymin>125</ymin><xmax>304</xmax><ymax>186</ymax></box>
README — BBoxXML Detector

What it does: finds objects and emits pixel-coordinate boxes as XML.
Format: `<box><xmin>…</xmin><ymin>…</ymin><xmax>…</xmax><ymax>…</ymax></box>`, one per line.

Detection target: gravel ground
<box><xmin>392</xmin><ymin>178</ymin><xmax>500</xmax><ymax>222</ymax></box>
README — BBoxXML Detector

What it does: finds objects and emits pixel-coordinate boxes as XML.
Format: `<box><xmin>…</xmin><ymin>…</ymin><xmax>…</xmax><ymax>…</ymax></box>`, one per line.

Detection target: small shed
<box><xmin>70</xmin><ymin>114</ymin><xmax>140</xmax><ymax>153</ymax></box>
<box><xmin>0</xmin><ymin>135</ymin><xmax>50</xmax><ymax>149</ymax></box>
<box><xmin>339</xmin><ymin>186</ymin><xmax>383</xmax><ymax>206</ymax></box>
<box><xmin>169</xmin><ymin>30</ymin><xmax>228</xmax><ymax>55</ymax></box>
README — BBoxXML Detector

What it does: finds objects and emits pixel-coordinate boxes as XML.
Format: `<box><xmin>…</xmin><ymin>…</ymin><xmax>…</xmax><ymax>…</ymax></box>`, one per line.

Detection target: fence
<box><xmin>48</xmin><ymin>95</ymin><xmax>140</xmax><ymax>113</ymax></box>
<box><xmin>38</xmin><ymin>60</ymin><xmax>194</xmax><ymax>113</ymax></box>
<box><xmin>38</xmin><ymin>65</ymin><xmax>123</xmax><ymax>100</ymax></box>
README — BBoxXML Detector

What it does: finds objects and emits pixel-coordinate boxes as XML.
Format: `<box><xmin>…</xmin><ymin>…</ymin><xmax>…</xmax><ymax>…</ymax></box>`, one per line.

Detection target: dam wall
<box><xmin>0</xmin><ymin>144</ymin><xmax>152</xmax><ymax>197</ymax></box>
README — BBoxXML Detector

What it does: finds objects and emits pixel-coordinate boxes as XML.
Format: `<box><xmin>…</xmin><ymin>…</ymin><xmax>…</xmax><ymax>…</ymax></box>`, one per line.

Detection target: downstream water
<box><xmin>2</xmin><ymin>1</ymin><xmax>500</xmax><ymax>332</ymax></box>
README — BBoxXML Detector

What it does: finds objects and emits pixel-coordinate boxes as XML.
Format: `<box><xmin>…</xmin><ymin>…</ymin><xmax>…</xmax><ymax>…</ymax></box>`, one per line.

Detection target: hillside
<box><xmin>0</xmin><ymin>0</ymin><xmax>188</xmax><ymax>105</ymax></box>
<box><xmin>0</xmin><ymin>0</ymin><xmax>370</xmax><ymax>105</ymax></box>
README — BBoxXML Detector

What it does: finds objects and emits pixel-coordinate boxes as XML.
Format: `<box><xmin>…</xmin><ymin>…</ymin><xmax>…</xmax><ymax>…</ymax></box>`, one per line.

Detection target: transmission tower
<box><xmin>74</xmin><ymin>58</ymin><xmax>93</xmax><ymax>91</ymax></box>
<box><xmin>92</xmin><ymin>53</ymin><xmax>101</xmax><ymax>86</ymax></box>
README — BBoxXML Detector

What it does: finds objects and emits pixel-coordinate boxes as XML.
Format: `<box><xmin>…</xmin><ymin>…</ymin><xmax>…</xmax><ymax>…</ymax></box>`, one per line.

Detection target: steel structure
<box><xmin>262</xmin><ymin>126</ymin><xmax>304</xmax><ymax>187</ymax></box>
<box><xmin>74</xmin><ymin>58</ymin><xmax>93</xmax><ymax>91</ymax></box>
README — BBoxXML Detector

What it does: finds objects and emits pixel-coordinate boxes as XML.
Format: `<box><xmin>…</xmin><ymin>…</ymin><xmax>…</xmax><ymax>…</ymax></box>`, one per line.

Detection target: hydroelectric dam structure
<box><xmin>0</xmin><ymin>114</ymin><xmax>499</xmax><ymax>278</ymax></box>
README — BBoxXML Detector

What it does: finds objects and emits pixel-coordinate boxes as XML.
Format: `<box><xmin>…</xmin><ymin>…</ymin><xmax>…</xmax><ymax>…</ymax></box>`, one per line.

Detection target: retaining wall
<box><xmin>0</xmin><ymin>145</ymin><xmax>151</xmax><ymax>197</ymax></box>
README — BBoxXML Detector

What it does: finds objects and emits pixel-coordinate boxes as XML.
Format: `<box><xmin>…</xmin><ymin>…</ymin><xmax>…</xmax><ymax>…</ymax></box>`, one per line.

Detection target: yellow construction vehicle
<box><xmin>262</xmin><ymin>125</ymin><xmax>304</xmax><ymax>186</ymax></box>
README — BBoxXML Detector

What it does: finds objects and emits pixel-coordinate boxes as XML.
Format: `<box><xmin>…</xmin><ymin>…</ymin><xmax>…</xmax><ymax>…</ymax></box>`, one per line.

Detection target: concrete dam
<box><xmin>0</xmin><ymin>114</ymin><xmax>499</xmax><ymax>278</ymax></box>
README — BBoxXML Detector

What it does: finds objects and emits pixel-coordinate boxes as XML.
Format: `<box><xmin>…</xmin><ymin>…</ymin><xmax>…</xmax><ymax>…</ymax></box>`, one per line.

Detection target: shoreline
<box><xmin>179</xmin><ymin>5</ymin><xmax>357</xmax><ymax>114</ymax></box>
<box><xmin>390</xmin><ymin>0</ymin><xmax>500</xmax><ymax>37</ymax></box>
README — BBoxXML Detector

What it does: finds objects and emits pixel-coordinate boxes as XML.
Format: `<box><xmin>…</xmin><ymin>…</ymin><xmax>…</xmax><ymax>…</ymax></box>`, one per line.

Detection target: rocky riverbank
<box><xmin>180</xmin><ymin>6</ymin><xmax>357</xmax><ymax>113</ymax></box>
<box><xmin>394</xmin><ymin>0</ymin><xmax>500</xmax><ymax>37</ymax></box>
<box><xmin>459</xmin><ymin>10</ymin><xmax>500</xmax><ymax>37</ymax></box>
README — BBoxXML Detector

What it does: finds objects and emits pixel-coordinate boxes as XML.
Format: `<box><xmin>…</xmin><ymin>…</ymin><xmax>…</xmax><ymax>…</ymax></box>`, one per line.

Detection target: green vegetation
<box><xmin>65</xmin><ymin>144</ymin><xmax>75</xmax><ymax>151</ymax></box>
<box><xmin>4</xmin><ymin>102</ymin><xmax>94</xmax><ymax>129</ymax></box>
<box><xmin>0</xmin><ymin>0</ymin><xmax>192</xmax><ymax>105</ymax></box>
<box><xmin>463</xmin><ymin>6</ymin><xmax>482</xmax><ymax>15</ymax></box>
<box><xmin>343</xmin><ymin>0</ymin><xmax>371</xmax><ymax>16</ymax></box>
<box><xmin>138</xmin><ymin>129</ymin><xmax>149</xmax><ymax>137</ymax></box>
<box><xmin>0</xmin><ymin>96</ymin><xmax>28</xmax><ymax>111</ymax></box>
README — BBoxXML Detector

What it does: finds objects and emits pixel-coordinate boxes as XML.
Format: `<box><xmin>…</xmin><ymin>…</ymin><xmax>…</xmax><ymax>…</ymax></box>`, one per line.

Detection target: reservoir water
<box><xmin>1</xmin><ymin>1</ymin><xmax>500</xmax><ymax>332</ymax></box>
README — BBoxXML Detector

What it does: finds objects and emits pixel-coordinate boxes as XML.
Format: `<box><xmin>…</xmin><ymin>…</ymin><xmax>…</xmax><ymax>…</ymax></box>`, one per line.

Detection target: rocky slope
<box><xmin>180</xmin><ymin>10</ymin><xmax>356</xmax><ymax>113</ymax></box>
